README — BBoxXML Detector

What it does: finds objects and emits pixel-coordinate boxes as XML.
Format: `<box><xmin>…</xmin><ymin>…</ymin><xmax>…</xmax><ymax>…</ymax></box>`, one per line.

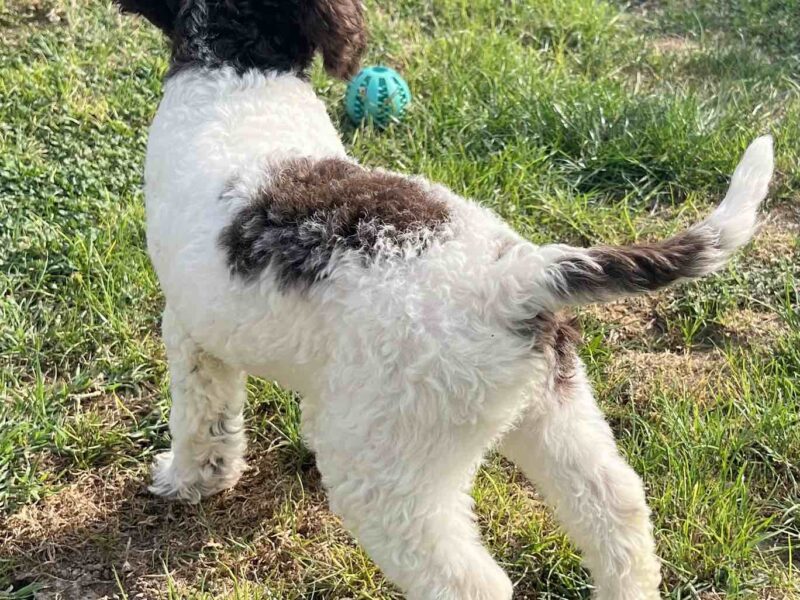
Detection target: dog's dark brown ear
<box><xmin>115</xmin><ymin>0</ymin><xmax>178</xmax><ymax>35</ymax></box>
<box><xmin>301</xmin><ymin>0</ymin><xmax>367</xmax><ymax>80</ymax></box>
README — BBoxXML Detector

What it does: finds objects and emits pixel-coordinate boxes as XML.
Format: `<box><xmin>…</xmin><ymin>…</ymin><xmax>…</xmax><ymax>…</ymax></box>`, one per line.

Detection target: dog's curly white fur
<box><xmin>114</xmin><ymin>1</ymin><xmax>774</xmax><ymax>598</ymax></box>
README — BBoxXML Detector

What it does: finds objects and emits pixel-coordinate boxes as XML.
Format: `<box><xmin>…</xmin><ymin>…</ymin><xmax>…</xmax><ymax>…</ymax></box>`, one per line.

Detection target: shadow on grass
<box><xmin>1</xmin><ymin>444</ymin><xmax>326</xmax><ymax>599</ymax></box>
<box><xmin>2</xmin><ymin>438</ymin><xmax>599</xmax><ymax>599</ymax></box>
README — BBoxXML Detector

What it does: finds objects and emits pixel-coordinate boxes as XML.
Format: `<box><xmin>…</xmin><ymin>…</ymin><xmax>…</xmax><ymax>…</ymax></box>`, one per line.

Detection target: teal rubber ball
<box><xmin>345</xmin><ymin>66</ymin><xmax>411</xmax><ymax>128</ymax></box>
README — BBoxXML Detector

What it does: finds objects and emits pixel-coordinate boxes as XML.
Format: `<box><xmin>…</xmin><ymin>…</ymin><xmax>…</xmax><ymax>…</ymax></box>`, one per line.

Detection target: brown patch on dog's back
<box><xmin>220</xmin><ymin>158</ymin><xmax>450</xmax><ymax>290</ymax></box>
<box><xmin>266</xmin><ymin>158</ymin><xmax>448</xmax><ymax>234</ymax></box>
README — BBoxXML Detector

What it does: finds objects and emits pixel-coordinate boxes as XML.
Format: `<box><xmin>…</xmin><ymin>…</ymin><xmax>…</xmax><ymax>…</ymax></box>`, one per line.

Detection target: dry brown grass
<box><xmin>649</xmin><ymin>36</ymin><xmax>701</xmax><ymax>55</ymax></box>
<box><xmin>0</xmin><ymin>439</ymin><xmax>346</xmax><ymax>599</ymax></box>
<box><xmin>0</xmin><ymin>0</ymin><xmax>65</xmax><ymax>35</ymax></box>
<box><xmin>606</xmin><ymin>347</ymin><xmax>730</xmax><ymax>406</ymax></box>
<box><xmin>751</xmin><ymin>204</ymin><xmax>799</xmax><ymax>252</ymax></box>
<box><xmin>2</xmin><ymin>450</ymin><xmax>565</xmax><ymax>599</ymax></box>
<box><xmin>583</xmin><ymin>295</ymin><xmax>669</xmax><ymax>346</ymax></box>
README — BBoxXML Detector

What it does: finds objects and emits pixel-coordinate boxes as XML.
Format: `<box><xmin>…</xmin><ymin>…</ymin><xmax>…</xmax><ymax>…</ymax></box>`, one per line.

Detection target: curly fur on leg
<box><xmin>501</xmin><ymin>362</ymin><xmax>661</xmax><ymax>600</ymax></box>
<box><xmin>150</xmin><ymin>307</ymin><xmax>248</xmax><ymax>503</ymax></box>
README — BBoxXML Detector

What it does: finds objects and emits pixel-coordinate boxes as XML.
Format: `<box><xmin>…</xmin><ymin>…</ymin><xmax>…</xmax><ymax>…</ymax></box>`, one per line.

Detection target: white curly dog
<box><xmin>114</xmin><ymin>0</ymin><xmax>774</xmax><ymax>597</ymax></box>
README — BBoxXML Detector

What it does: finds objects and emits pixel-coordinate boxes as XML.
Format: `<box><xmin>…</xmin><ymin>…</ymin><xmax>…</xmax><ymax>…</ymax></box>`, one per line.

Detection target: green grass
<box><xmin>1</xmin><ymin>0</ymin><xmax>799</xmax><ymax>597</ymax></box>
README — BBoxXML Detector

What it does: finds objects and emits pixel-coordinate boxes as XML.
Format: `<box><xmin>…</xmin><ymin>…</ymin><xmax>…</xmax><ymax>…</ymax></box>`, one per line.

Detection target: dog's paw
<box><xmin>148</xmin><ymin>451</ymin><xmax>244</xmax><ymax>503</ymax></box>
<box><xmin>148</xmin><ymin>451</ymin><xmax>201</xmax><ymax>503</ymax></box>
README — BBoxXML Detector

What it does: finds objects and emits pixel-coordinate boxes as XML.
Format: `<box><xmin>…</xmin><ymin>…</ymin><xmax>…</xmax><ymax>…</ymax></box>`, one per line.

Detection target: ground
<box><xmin>0</xmin><ymin>0</ymin><xmax>798</xmax><ymax>598</ymax></box>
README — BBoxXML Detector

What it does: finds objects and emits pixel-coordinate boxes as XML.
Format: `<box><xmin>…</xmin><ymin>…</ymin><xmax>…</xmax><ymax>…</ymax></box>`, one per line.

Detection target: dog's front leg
<box><xmin>149</xmin><ymin>306</ymin><xmax>248</xmax><ymax>503</ymax></box>
<box><xmin>500</xmin><ymin>361</ymin><xmax>662</xmax><ymax>600</ymax></box>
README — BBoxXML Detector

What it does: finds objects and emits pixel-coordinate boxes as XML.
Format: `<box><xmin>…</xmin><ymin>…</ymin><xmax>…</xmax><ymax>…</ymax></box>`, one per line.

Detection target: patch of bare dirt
<box><xmin>606</xmin><ymin>348</ymin><xmax>730</xmax><ymax>405</ymax></box>
<box><xmin>0</xmin><ymin>0</ymin><xmax>64</xmax><ymax>28</ymax></box>
<box><xmin>583</xmin><ymin>213</ymin><xmax>796</xmax><ymax>352</ymax></box>
<box><xmin>0</xmin><ymin>442</ymin><xmax>336</xmax><ymax>600</ymax></box>
<box><xmin>764</xmin><ymin>203</ymin><xmax>800</xmax><ymax>231</ymax></box>
<box><xmin>649</xmin><ymin>36</ymin><xmax>700</xmax><ymax>54</ymax></box>
<box><xmin>583</xmin><ymin>295</ymin><xmax>670</xmax><ymax>346</ymax></box>
<box><xmin>749</xmin><ymin>207</ymin><xmax>799</xmax><ymax>262</ymax></box>
<box><xmin>720</xmin><ymin>308</ymin><xmax>789</xmax><ymax>341</ymax></box>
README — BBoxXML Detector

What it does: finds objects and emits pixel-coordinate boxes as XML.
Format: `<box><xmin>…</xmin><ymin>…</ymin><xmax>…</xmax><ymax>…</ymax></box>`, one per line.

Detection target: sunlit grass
<box><xmin>1</xmin><ymin>0</ymin><xmax>798</xmax><ymax>597</ymax></box>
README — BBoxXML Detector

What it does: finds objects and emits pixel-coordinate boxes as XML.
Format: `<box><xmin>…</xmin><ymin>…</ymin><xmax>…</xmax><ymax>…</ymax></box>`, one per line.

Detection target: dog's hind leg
<box><xmin>306</xmin><ymin>389</ymin><xmax>514</xmax><ymax>600</ymax></box>
<box><xmin>149</xmin><ymin>306</ymin><xmax>247</xmax><ymax>503</ymax></box>
<box><xmin>500</xmin><ymin>361</ymin><xmax>661</xmax><ymax>600</ymax></box>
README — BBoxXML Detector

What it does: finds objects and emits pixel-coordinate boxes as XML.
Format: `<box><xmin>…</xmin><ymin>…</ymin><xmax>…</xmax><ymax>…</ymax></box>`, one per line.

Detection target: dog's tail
<box><xmin>532</xmin><ymin>135</ymin><xmax>774</xmax><ymax>310</ymax></box>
